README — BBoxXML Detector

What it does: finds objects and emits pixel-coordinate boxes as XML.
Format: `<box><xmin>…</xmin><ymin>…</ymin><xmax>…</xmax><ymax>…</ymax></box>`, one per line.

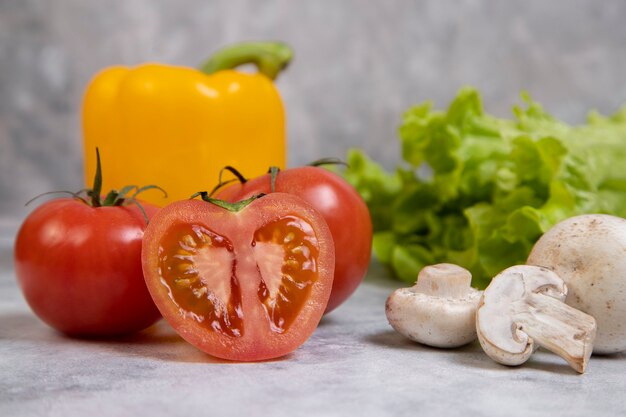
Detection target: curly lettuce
<box><xmin>344</xmin><ymin>88</ymin><xmax>626</xmax><ymax>288</ymax></box>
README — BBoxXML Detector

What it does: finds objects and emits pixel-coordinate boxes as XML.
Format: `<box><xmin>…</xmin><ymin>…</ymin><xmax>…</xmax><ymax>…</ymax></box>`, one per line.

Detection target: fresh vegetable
<box><xmin>476</xmin><ymin>265</ymin><xmax>596</xmax><ymax>373</ymax></box>
<box><xmin>14</xmin><ymin>150</ymin><xmax>163</xmax><ymax>336</ymax></box>
<box><xmin>527</xmin><ymin>214</ymin><xmax>626</xmax><ymax>354</ymax></box>
<box><xmin>385</xmin><ymin>263</ymin><xmax>481</xmax><ymax>348</ymax></box>
<box><xmin>216</xmin><ymin>165</ymin><xmax>372</xmax><ymax>313</ymax></box>
<box><xmin>83</xmin><ymin>41</ymin><xmax>292</xmax><ymax>205</ymax></box>
<box><xmin>343</xmin><ymin>87</ymin><xmax>626</xmax><ymax>288</ymax></box>
<box><xmin>141</xmin><ymin>192</ymin><xmax>335</xmax><ymax>361</ymax></box>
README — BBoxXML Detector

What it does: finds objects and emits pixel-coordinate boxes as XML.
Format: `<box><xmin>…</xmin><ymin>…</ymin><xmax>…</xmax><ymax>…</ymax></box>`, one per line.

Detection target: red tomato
<box><xmin>14</xmin><ymin>199</ymin><xmax>161</xmax><ymax>336</ymax></box>
<box><xmin>141</xmin><ymin>193</ymin><xmax>335</xmax><ymax>361</ymax></box>
<box><xmin>217</xmin><ymin>166</ymin><xmax>372</xmax><ymax>313</ymax></box>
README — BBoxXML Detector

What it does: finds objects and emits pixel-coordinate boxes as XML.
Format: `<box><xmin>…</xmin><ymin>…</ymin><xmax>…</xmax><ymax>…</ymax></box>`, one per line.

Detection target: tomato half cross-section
<box><xmin>141</xmin><ymin>193</ymin><xmax>335</xmax><ymax>361</ymax></box>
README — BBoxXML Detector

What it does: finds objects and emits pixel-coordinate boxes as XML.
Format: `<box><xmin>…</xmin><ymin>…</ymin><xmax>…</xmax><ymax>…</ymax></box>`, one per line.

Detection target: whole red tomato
<box><xmin>142</xmin><ymin>192</ymin><xmax>335</xmax><ymax>361</ymax></box>
<box><xmin>14</xmin><ymin>199</ymin><xmax>161</xmax><ymax>336</ymax></box>
<box><xmin>216</xmin><ymin>166</ymin><xmax>373</xmax><ymax>313</ymax></box>
<box><xmin>14</xmin><ymin>149</ymin><xmax>164</xmax><ymax>336</ymax></box>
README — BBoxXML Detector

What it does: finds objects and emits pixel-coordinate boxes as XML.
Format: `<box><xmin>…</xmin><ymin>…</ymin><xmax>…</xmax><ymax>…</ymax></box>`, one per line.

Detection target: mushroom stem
<box><xmin>414</xmin><ymin>263</ymin><xmax>472</xmax><ymax>298</ymax></box>
<box><xmin>513</xmin><ymin>292</ymin><xmax>597</xmax><ymax>373</ymax></box>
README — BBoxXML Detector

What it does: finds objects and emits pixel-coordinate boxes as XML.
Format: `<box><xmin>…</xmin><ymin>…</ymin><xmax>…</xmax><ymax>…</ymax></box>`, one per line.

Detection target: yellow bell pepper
<box><xmin>82</xmin><ymin>41</ymin><xmax>292</xmax><ymax>205</ymax></box>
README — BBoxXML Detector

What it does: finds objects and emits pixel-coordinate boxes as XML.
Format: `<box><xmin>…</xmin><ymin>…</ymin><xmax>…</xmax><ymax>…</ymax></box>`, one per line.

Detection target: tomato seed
<box><xmin>283</xmin><ymin>232</ymin><xmax>295</xmax><ymax>244</ymax></box>
<box><xmin>284</xmin><ymin>259</ymin><xmax>300</xmax><ymax>269</ymax></box>
<box><xmin>175</xmin><ymin>278</ymin><xmax>193</xmax><ymax>288</ymax></box>
<box><xmin>192</xmin><ymin>286</ymin><xmax>208</xmax><ymax>298</ymax></box>
<box><xmin>291</xmin><ymin>245</ymin><xmax>309</xmax><ymax>257</ymax></box>
<box><xmin>181</xmin><ymin>234</ymin><xmax>197</xmax><ymax>249</ymax></box>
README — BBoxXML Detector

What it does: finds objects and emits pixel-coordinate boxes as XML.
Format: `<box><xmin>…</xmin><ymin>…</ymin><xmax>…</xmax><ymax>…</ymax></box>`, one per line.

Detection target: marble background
<box><xmin>1</xmin><ymin>0</ymin><xmax>626</xmax><ymax>233</ymax></box>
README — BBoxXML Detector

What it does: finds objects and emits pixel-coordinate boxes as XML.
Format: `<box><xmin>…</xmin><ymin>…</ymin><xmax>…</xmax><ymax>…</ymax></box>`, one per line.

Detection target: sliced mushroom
<box><xmin>386</xmin><ymin>263</ymin><xmax>482</xmax><ymax>348</ymax></box>
<box><xmin>476</xmin><ymin>265</ymin><xmax>597</xmax><ymax>373</ymax></box>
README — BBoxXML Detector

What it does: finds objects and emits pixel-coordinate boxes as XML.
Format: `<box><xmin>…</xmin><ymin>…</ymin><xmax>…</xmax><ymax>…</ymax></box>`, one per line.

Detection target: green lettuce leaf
<box><xmin>343</xmin><ymin>87</ymin><xmax>626</xmax><ymax>288</ymax></box>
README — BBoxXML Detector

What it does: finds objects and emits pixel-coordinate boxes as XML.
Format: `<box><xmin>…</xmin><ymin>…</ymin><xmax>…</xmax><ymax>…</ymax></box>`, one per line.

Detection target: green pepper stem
<box><xmin>199</xmin><ymin>41</ymin><xmax>293</xmax><ymax>80</ymax></box>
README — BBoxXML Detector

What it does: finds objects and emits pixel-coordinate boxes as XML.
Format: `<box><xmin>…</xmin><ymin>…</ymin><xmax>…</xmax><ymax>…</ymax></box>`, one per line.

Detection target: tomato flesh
<box><xmin>159</xmin><ymin>224</ymin><xmax>243</xmax><ymax>337</ymax></box>
<box><xmin>142</xmin><ymin>193</ymin><xmax>335</xmax><ymax>361</ymax></box>
<box><xmin>254</xmin><ymin>216</ymin><xmax>319</xmax><ymax>333</ymax></box>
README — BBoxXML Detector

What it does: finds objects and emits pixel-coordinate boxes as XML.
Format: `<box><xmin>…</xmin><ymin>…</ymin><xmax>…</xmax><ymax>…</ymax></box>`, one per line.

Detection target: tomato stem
<box><xmin>208</xmin><ymin>166</ymin><xmax>249</xmax><ymax>197</ymax></box>
<box><xmin>25</xmin><ymin>190</ymin><xmax>89</xmax><ymax>207</ymax></box>
<box><xmin>308</xmin><ymin>157</ymin><xmax>349</xmax><ymax>168</ymax></box>
<box><xmin>89</xmin><ymin>148</ymin><xmax>104</xmax><ymax>207</ymax></box>
<box><xmin>191</xmin><ymin>192</ymin><xmax>265</xmax><ymax>212</ymax></box>
<box><xmin>24</xmin><ymin>148</ymin><xmax>167</xmax><ymax>224</ymax></box>
<box><xmin>222</xmin><ymin>166</ymin><xmax>248</xmax><ymax>184</ymax></box>
<box><xmin>268</xmin><ymin>166</ymin><xmax>280</xmax><ymax>193</ymax></box>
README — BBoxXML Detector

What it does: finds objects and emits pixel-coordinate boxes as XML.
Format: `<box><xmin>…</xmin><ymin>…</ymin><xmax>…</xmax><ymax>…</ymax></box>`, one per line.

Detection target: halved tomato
<box><xmin>141</xmin><ymin>193</ymin><xmax>335</xmax><ymax>361</ymax></box>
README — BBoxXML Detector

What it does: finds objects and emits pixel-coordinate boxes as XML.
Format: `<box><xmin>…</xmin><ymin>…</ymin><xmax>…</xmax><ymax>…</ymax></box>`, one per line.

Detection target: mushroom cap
<box><xmin>386</xmin><ymin>286</ymin><xmax>482</xmax><ymax>348</ymax></box>
<box><xmin>476</xmin><ymin>265</ymin><xmax>567</xmax><ymax>366</ymax></box>
<box><xmin>527</xmin><ymin>214</ymin><xmax>626</xmax><ymax>354</ymax></box>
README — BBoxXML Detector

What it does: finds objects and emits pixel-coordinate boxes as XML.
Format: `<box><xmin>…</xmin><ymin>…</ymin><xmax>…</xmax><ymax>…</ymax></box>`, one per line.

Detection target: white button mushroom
<box><xmin>476</xmin><ymin>265</ymin><xmax>597</xmax><ymax>373</ymax></box>
<box><xmin>527</xmin><ymin>214</ymin><xmax>626</xmax><ymax>354</ymax></box>
<box><xmin>385</xmin><ymin>263</ymin><xmax>482</xmax><ymax>348</ymax></box>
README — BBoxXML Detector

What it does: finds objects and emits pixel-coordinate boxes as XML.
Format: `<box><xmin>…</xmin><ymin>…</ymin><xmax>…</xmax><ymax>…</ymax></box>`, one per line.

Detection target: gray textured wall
<box><xmin>2</xmin><ymin>0</ymin><xmax>626</xmax><ymax>234</ymax></box>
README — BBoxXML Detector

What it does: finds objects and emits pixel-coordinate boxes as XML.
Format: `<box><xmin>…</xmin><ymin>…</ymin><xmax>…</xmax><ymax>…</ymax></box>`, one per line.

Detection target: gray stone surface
<box><xmin>2</xmin><ymin>242</ymin><xmax>626</xmax><ymax>416</ymax></box>
<box><xmin>2</xmin><ymin>0</ymin><xmax>626</xmax><ymax>233</ymax></box>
